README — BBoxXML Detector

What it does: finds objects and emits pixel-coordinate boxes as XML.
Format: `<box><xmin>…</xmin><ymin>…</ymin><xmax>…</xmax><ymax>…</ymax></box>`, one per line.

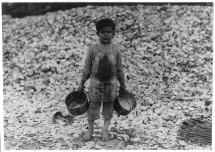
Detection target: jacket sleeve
<box><xmin>116</xmin><ymin>46</ymin><xmax>126</xmax><ymax>89</ymax></box>
<box><xmin>81</xmin><ymin>46</ymin><xmax>93</xmax><ymax>83</ymax></box>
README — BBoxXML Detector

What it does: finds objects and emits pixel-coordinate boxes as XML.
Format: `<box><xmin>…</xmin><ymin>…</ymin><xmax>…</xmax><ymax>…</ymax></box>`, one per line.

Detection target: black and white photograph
<box><xmin>1</xmin><ymin>1</ymin><xmax>213</xmax><ymax>150</ymax></box>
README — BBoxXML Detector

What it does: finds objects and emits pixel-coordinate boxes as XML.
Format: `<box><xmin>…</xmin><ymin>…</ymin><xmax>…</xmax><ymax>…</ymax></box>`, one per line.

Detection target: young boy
<box><xmin>78</xmin><ymin>18</ymin><xmax>126</xmax><ymax>141</ymax></box>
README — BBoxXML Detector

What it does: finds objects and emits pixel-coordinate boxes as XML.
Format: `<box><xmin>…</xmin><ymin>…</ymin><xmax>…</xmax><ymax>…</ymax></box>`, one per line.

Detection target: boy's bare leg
<box><xmin>102</xmin><ymin>119</ymin><xmax>111</xmax><ymax>141</ymax></box>
<box><xmin>83</xmin><ymin>119</ymin><xmax>94</xmax><ymax>140</ymax></box>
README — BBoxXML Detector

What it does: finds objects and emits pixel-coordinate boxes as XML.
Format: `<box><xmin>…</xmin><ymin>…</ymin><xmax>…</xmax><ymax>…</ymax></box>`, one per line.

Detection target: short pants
<box><xmin>89</xmin><ymin>77</ymin><xmax>118</xmax><ymax>103</ymax></box>
<box><xmin>87</xmin><ymin>101</ymin><xmax>114</xmax><ymax>120</ymax></box>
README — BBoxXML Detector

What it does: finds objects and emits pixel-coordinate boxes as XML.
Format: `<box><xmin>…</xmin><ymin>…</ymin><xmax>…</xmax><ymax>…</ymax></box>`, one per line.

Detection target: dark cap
<box><xmin>95</xmin><ymin>18</ymin><xmax>116</xmax><ymax>33</ymax></box>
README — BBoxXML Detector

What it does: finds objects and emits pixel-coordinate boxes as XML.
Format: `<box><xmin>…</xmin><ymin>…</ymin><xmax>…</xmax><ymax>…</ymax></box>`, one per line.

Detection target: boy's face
<box><xmin>97</xmin><ymin>26</ymin><xmax>114</xmax><ymax>44</ymax></box>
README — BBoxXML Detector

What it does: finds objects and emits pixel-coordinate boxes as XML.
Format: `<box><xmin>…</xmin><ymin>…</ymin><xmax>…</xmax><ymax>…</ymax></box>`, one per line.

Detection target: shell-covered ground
<box><xmin>2</xmin><ymin>4</ymin><xmax>213</xmax><ymax>150</ymax></box>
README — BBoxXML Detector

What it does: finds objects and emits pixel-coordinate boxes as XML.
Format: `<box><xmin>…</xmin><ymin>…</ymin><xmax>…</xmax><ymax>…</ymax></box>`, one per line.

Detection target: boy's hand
<box><xmin>78</xmin><ymin>82</ymin><xmax>85</xmax><ymax>91</ymax></box>
<box><xmin>119</xmin><ymin>86</ymin><xmax>126</xmax><ymax>95</ymax></box>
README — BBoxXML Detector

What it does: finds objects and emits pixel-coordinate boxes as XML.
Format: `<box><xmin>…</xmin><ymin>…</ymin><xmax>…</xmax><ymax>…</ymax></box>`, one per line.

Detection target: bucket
<box><xmin>65</xmin><ymin>91</ymin><xmax>89</xmax><ymax>115</ymax></box>
<box><xmin>114</xmin><ymin>91</ymin><xmax>136</xmax><ymax>116</ymax></box>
